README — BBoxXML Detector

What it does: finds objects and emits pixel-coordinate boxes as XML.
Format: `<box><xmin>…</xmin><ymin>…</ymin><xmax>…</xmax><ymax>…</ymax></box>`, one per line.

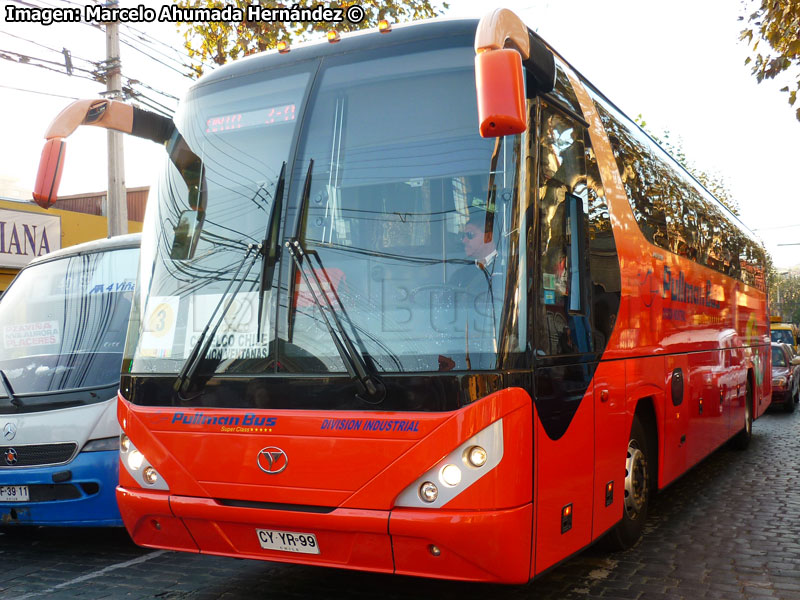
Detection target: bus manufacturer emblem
<box><xmin>4</xmin><ymin>448</ymin><xmax>18</xmax><ymax>466</ymax></box>
<box><xmin>3</xmin><ymin>423</ymin><xmax>16</xmax><ymax>441</ymax></box>
<box><xmin>257</xmin><ymin>447</ymin><xmax>288</xmax><ymax>474</ymax></box>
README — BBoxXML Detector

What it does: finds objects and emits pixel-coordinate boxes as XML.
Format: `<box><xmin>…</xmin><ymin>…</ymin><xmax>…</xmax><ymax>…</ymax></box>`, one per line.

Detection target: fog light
<box><xmin>466</xmin><ymin>445</ymin><xmax>487</xmax><ymax>468</ymax></box>
<box><xmin>120</xmin><ymin>434</ymin><xmax>131</xmax><ymax>452</ymax></box>
<box><xmin>419</xmin><ymin>481</ymin><xmax>438</xmax><ymax>503</ymax></box>
<box><xmin>143</xmin><ymin>466</ymin><xmax>159</xmax><ymax>485</ymax></box>
<box><xmin>439</xmin><ymin>464</ymin><xmax>462</xmax><ymax>487</ymax></box>
<box><xmin>127</xmin><ymin>449</ymin><xmax>144</xmax><ymax>471</ymax></box>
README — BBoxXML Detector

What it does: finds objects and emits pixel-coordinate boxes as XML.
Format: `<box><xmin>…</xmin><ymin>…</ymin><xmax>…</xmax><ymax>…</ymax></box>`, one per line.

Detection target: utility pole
<box><xmin>105</xmin><ymin>0</ymin><xmax>128</xmax><ymax>236</ymax></box>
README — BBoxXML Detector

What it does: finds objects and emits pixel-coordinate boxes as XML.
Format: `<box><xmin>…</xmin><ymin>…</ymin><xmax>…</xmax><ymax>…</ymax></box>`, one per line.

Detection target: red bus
<box><xmin>34</xmin><ymin>8</ymin><xmax>769</xmax><ymax>584</ymax></box>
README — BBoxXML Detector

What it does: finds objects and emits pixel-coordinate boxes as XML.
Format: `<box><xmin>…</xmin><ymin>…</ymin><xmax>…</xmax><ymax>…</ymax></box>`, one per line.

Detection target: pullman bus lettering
<box><xmin>662</xmin><ymin>266</ymin><xmax>722</xmax><ymax>310</ymax></box>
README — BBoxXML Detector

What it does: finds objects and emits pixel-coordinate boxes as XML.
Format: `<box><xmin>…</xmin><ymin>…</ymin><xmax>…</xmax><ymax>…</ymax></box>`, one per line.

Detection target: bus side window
<box><xmin>536</xmin><ymin>105</ymin><xmax>592</xmax><ymax>356</ymax></box>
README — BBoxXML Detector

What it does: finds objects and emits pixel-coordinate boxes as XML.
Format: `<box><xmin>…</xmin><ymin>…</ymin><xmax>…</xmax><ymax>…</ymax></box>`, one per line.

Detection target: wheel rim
<box><xmin>624</xmin><ymin>440</ymin><xmax>647</xmax><ymax>520</ymax></box>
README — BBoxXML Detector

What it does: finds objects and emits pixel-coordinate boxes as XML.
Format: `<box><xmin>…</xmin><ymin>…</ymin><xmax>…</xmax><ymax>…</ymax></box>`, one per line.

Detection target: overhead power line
<box><xmin>0</xmin><ymin>83</ymin><xmax>79</xmax><ymax>100</ymax></box>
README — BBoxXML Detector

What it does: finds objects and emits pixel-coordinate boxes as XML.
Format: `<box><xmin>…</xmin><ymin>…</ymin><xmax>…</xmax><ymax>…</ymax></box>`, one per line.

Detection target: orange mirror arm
<box><xmin>44</xmin><ymin>99</ymin><xmax>134</xmax><ymax>140</ymax></box>
<box><xmin>474</xmin><ymin>8</ymin><xmax>530</xmax><ymax>58</ymax></box>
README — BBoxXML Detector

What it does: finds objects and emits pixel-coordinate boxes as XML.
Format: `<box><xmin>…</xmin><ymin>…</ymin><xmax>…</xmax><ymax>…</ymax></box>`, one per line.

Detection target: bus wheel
<box><xmin>732</xmin><ymin>381</ymin><xmax>753</xmax><ymax>450</ymax></box>
<box><xmin>604</xmin><ymin>416</ymin><xmax>650</xmax><ymax>550</ymax></box>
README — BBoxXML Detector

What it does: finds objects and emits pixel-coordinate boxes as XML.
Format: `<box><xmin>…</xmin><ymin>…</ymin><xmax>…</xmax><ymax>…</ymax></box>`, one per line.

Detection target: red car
<box><xmin>771</xmin><ymin>342</ymin><xmax>800</xmax><ymax>412</ymax></box>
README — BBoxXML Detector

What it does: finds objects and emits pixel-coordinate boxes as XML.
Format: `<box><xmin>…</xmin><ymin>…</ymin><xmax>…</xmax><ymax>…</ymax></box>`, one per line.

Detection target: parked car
<box><xmin>770</xmin><ymin>342</ymin><xmax>800</xmax><ymax>412</ymax></box>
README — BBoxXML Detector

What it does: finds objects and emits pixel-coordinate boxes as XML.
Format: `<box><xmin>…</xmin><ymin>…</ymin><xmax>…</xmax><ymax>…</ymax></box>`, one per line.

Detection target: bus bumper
<box><xmin>0</xmin><ymin>450</ymin><xmax>122</xmax><ymax>527</ymax></box>
<box><xmin>117</xmin><ymin>487</ymin><xmax>533</xmax><ymax>583</ymax></box>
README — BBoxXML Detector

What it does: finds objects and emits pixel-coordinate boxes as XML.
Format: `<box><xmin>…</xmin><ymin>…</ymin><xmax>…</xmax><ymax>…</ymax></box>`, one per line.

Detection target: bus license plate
<box><xmin>0</xmin><ymin>485</ymin><xmax>29</xmax><ymax>502</ymax></box>
<box><xmin>256</xmin><ymin>528</ymin><xmax>320</xmax><ymax>554</ymax></box>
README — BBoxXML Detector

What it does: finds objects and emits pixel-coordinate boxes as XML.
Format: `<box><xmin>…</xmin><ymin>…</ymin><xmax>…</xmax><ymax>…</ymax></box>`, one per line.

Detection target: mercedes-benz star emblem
<box><xmin>3</xmin><ymin>423</ymin><xmax>16</xmax><ymax>441</ymax></box>
<box><xmin>257</xmin><ymin>447</ymin><xmax>288</xmax><ymax>474</ymax></box>
<box><xmin>4</xmin><ymin>448</ymin><xmax>18</xmax><ymax>466</ymax></box>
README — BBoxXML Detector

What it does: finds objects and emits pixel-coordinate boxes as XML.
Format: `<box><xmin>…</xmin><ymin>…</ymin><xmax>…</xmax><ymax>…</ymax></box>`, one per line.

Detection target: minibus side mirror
<box><xmin>33</xmin><ymin>138</ymin><xmax>66</xmax><ymax>208</ymax></box>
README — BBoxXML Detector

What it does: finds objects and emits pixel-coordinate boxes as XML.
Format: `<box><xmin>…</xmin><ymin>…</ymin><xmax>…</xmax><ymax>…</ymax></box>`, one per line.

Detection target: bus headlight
<box><xmin>419</xmin><ymin>481</ymin><xmax>439</xmax><ymax>503</ymax></box>
<box><xmin>466</xmin><ymin>445</ymin><xmax>488</xmax><ymax>468</ymax></box>
<box><xmin>773</xmin><ymin>377</ymin><xmax>787</xmax><ymax>388</ymax></box>
<box><xmin>143</xmin><ymin>466</ymin><xmax>161</xmax><ymax>485</ymax></box>
<box><xmin>395</xmin><ymin>419</ymin><xmax>504</xmax><ymax>509</ymax></box>
<box><xmin>127</xmin><ymin>450</ymin><xmax>145</xmax><ymax>471</ymax></box>
<box><xmin>439</xmin><ymin>464</ymin><xmax>462</xmax><ymax>487</ymax></box>
<box><xmin>119</xmin><ymin>433</ymin><xmax>169</xmax><ymax>491</ymax></box>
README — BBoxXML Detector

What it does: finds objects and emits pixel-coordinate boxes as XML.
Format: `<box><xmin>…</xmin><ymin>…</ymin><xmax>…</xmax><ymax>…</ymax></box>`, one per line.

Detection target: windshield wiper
<box><xmin>0</xmin><ymin>369</ymin><xmax>23</xmax><ymax>408</ymax></box>
<box><xmin>257</xmin><ymin>162</ymin><xmax>286</xmax><ymax>338</ymax></box>
<box><xmin>173</xmin><ymin>244</ymin><xmax>260</xmax><ymax>398</ymax></box>
<box><xmin>285</xmin><ymin>160</ymin><xmax>385</xmax><ymax>404</ymax></box>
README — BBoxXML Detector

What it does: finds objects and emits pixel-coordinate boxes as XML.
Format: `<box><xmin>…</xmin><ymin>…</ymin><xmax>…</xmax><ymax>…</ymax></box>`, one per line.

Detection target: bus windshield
<box><xmin>0</xmin><ymin>247</ymin><xmax>138</xmax><ymax>402</ymax></box>
<box><xmin>125</xmin><ymin>44</ymin><xmax>526</xmax><ymax>379</ymax></box>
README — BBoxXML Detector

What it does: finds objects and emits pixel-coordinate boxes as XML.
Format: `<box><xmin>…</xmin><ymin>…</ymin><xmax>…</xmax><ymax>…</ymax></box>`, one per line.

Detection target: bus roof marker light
<box><xmin>327</xmin><ymin>30</ymin><xmax>341</xmax><ymax>43</ymax></box>
<box><xmin>277</xmin><ymin>40</ymin><xmax>290</xmax><ymax>53</ymax></box>
<box><xmin>378</xmin><ymin>19</ymin><xmax>391</xmax><ymax>33</ymax></box>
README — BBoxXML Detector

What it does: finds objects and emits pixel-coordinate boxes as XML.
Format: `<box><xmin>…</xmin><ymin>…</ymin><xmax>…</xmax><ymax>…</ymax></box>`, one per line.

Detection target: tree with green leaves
<box><xmin>176</xmin><ymin>0</ymin><xmax>445</xmax><ymax>78</ymax></box>
<box><xmin>739</xmin><ymin>0</ymin><xmax>800</xmax><ymax>121</ymax></box>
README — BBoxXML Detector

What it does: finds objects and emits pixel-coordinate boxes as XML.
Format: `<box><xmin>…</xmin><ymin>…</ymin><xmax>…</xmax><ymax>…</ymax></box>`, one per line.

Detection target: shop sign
<box><xmin>0</xmin><ymin>208</ymin><xmax>61</xmax><ymax>268</ymax></box>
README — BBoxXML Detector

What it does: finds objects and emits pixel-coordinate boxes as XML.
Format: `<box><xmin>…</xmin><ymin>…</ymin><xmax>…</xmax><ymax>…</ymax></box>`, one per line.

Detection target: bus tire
<box><xmin>604</xmin><ymin>416</ymin><xmax>650</xmax><ymax>550</ymax></box>
<box><xmin>732</xmin><ymin>380</ymin><xmax>753</xmax><ymax>450</ymax></box>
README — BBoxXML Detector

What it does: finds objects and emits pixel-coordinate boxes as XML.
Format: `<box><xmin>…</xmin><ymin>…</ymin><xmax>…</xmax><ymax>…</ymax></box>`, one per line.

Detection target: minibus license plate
<box><xmin>0</xmin><ymin>485</ymin><xmax>29</xmax><ymax>501</ymax></box>
<box><xmin>256</xmin><ymin>528</ymin><xmax>320</xmax><ymax>554</ymax></box>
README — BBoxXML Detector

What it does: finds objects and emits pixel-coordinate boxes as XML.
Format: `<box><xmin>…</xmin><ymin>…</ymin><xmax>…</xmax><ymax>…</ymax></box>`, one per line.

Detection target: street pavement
<box><xmin>1</xmin><ymin>407</ymin><xmax>798</xmax><ymax>600</ymax></box>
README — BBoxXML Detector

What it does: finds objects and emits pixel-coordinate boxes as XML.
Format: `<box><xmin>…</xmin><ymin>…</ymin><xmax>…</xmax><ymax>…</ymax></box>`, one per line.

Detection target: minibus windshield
<box><xmin>0</xmin><ymin>247</ymin><xmax>138</xmax><ymax>400</ymax></box>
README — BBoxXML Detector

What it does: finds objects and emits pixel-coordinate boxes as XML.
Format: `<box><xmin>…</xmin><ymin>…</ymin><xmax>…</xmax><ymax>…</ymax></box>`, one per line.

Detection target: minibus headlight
<box><xmin>773</xmin><ymin>377</ymin><xmax>787</xmax><ymax>388</ymax></box>
<box><xmin>120</xmin><ymin>434</ymin><xmax>131</xmax><ymax>452</ymax></box>
<box><xmin>82</xmin><ymin>436</ymin><xmax>119</xmax><ymax>452</ymax></box>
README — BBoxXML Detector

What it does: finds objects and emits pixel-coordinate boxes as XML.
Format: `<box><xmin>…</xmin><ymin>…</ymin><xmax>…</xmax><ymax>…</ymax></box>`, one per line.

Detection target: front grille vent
<box><xmin>1</xmin><ymin>443</ymin><xmax>78</xmax><ymax>467</ymax></box>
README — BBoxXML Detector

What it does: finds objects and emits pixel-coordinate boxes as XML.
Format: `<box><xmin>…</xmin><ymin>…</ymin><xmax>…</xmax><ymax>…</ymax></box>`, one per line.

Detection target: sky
<box><xmin>1</xmin><ymin>0</ymin><xmax>798</xmax><ymax>267</ymax></box>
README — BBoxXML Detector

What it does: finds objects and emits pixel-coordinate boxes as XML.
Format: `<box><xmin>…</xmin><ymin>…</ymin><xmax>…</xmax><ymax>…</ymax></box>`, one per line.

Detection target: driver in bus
<box><xmin>450</xmin><ymin>211</ymin><xmax>500</xmax><ymax>292</ymax></box>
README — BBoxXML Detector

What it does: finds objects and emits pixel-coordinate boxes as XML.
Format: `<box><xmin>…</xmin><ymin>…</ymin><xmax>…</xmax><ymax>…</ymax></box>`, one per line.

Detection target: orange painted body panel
<box><xmin>117</xmin><ymin>388</ymin><xmax>535</xmax><ymax>582</ymax></box>
<box><xmin>567</xmin><ymin>68</ymin><xmax>769</xmax><ymax>495</ymax></box>
<box><xmin>390</xmin><ymin>504</ymin><xmax>533</xmax><ymax>583</ymax></box>
<box><xmin>533</xmin><ymin>388</ymin><xmax>594</xmax><ymax>574</ymax></box>
<box><xmin>591</xmin><ymin>361</ymin><xmax>627</xmax><ymax>539</ymax></box>
<box><xmin>172</xmin><ymin>497</ymin><xmax>394</xmax><ymax>573</ymax></box>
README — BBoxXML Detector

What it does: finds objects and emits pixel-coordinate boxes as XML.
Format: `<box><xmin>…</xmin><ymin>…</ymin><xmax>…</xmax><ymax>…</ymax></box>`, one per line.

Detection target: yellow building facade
<box><xmin>0</xmin><ymin>198</ymin><xmax>143</xmax><ymax>291</ymax></box>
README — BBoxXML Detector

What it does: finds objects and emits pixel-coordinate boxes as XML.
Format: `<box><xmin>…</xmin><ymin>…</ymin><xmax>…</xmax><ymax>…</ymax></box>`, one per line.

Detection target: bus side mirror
<box><xmin>475</xmin><ymin>49</ymin><xmax>526</xmax><ymax>138</ymax></box>
<box><xmin>33</xmin><ymin>138</ymin><xmax>66</xmax><ymax>208</ymax></box>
